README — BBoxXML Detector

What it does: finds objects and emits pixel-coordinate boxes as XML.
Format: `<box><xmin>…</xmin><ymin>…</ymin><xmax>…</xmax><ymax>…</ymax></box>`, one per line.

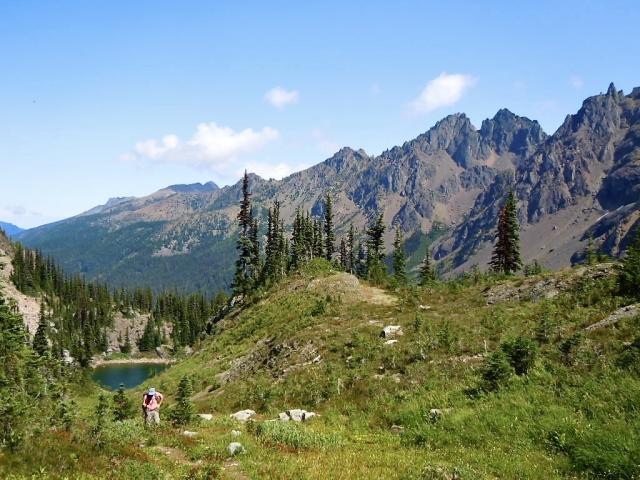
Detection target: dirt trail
<box><xmin>0</xmin><ymin>247</ymin><xmax>41</xmax><ymax>336</ymax></box>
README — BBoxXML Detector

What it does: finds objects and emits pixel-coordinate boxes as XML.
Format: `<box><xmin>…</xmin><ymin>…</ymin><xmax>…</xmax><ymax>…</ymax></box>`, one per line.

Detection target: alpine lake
<box><xmin>91</xmin><ymin>363</ymin><xmax>169</xmax><ymax>390</ymax></box>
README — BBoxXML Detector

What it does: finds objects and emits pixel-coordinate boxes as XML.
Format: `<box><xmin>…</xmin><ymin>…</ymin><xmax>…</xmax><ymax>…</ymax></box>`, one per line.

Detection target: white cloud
<box><xmin>122</xmin><ymin>122</ymin><xmax>282</xmax><ymax>182</ymax></box>
<box><xmin>409</xmin><ymin>72</ymin><xmax>477</xmax><ymax>113</ymax></box>
<box><xmin>569</xmin><ymin>75</ymin><xmax>584</xmax><ymax>89</ymax></box>
<box><xmin>370</xmin><ymin>83</ymin><xmax>381</xmax><ymax>95</ymax></box>
<box><xmin>264</xmin><ymin>87</ymin><xmax>300</xmax><ymax>109</ymax></box>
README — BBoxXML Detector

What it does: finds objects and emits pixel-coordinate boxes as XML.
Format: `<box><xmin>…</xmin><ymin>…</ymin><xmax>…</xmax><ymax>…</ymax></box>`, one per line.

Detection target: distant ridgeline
<box><xmin>10</xmin><ymin>243</ymin><xmax>227</xmax><ymax>365</ymax></box>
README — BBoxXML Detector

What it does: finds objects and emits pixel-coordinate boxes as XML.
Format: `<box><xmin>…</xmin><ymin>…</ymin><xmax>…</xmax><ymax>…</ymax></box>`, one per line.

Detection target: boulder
<box><xmin>384</xmin><ymin>339</ymin><xmax>398</xmax><ymax>346</ymax></box>
<box><xmin>184</xmin><ymin>346</ymin><xmax>193</xmax><ymax>356</ymax></box>
<box><xmin>279</xmin><ymin>409</ymin><xmax>317</xmax><ymax>422</ymax></box>
<box><xmin>231</xmin><ymin>430</ymin><xmax>242</xmax><ymax>437</ymax></box>
<box><xmin>155</xmin><ymin>345</ymin><xmax>170</xmax><ymax>359</ymax></box>
<box><xmin>418</xmin><ymin>305</ymin><xmax>432</xmax><ymax>310</ymax></box>
<box><xmin>230</xmin><ymin>409</ymin><xmax>256</xmax><ymax>422</ymax></box>
<box><xmin>182</xmin><ymin>430</ymin><xmax>198</xmax><ymax>438</ymax></box>
<box><xmin>197</xmin><ymin>414</ymin><xmax>213</xmax><ymax>421</ymax></box>
<box><xmin>380</xmin><ymin>326</ymin><xmax>403</xmax><ymax>339</ymax></box>
<box><xmin>228</xmin><ymin>442</ymin><xmax>245</xmax><ymax>456</ymax></box>
<box><xmin>278</xmin><ymin>412</ymin><xmax>290</xmax><ymax>422</ymax></box>
<box><xmin>62</xmin><ymin>349</ymin><xmax>74</xmax><ymax>365</ymax></box>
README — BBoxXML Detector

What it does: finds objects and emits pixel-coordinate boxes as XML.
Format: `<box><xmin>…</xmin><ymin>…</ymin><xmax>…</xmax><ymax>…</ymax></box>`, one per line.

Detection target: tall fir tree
<box><xmin>32</xmin><ymin>299</ymin><xmax>49</xmax><ymax>357</ymax></box>
<box><xmin>170</xmin><ymin>375</ymin><xmax>195</xmax><ymax>426</ymax></box>
<box><xmin>585</xmin><ymin>234</ymin><xmax>597</xmax><ymax>265</ymax></box>
<box><xmin>233</xmin><ymin>171</ymin><xmax>256</xmax><ymax>295</ymax></box>
<box><xmin>618</xmin><ymin>229</ymin><xmax>640</xmax><ymax>299</ymax></box>
<box><xmin>339</xmin><ymin>238</ymin><xmax>348</xmax><ymax>270</ymax></box>
<box><xmin>366</xmin><ymin>213</ymin><xmax>386</xmax><ymax>283</ymax></box>
<box><xmin>392</xmin><ymin>226</ymin><xmax>407</xmax><ymax>285</ymax></box>
<box><xmin>490</xmin><ymin>191</ymin><xmax>522</xmax><ymax>275</ymax></box>
<box><xmin>347</xmin><ymin>224</ymin><xmax>356</xmax><ymax>274</ymax></box>
<box><xmin>323</xmin><ymin>193</ymin><xmax>335</xmax><ymax>261</ymax></box>
<box><xmin>419</xmin><ymin>248</ymin><xmax>437</xmax><ymax>286</ymax></box>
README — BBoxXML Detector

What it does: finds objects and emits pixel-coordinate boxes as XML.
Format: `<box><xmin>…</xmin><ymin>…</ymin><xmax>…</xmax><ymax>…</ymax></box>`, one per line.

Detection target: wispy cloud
<box><xmin>4</xmin><ymin>205</ymin><xmax>42</xmax><ymax>217</ymax></box>
<box><xmin>264</xmin><ymin>87</ymin><xmax>300</xmax><ymax>109</ymax></box>
<box><xmin>409</xmin><ymin>72</ymin><xmax>477</xmax><ymax>114</ymax></box>
<box><xmin>569</xmin><ymin>75</ymin><xmax>584</xmax><ymax>90</ymax></box>
<box><xmin>370</xmin><ymin>82</ymin><xmax>381</xmax><ymax>95</ymax></box>
<box><xmin>121</xmin><ymin>122</ymin><xmax>284</xmax><ymax>182</ymax></box>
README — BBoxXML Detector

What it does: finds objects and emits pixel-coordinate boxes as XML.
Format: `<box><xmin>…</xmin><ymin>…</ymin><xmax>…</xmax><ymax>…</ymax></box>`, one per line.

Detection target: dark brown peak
<box><xmin>555</xmin><ymin>84</ymin><xmax>623</xmax><ymax>136</ymax></box>
<box><xmin>479</xmin><ymin>108</ymin><xmax>547</xmax><ymax>156</ymax></box>
<box><xmin>322</xmin><ymin>146</ymin><xmax>368</xmax><ymax>172</ymax></box>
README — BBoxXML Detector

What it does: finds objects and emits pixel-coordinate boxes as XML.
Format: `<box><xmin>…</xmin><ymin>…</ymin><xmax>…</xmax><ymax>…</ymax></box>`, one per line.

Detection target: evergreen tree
<box><xmin>419</xmin><ymin>249</ymin><xmax>437</xmax><ymax>286</ymax></box>
<box><xmin>366</xmin><ymin>213</ymin><xmax>386</xmax><ymax>283</ymax></box>
<box><xmin>233</xmin><ymin>171</ymin><xmax>256</xmax><ymax>295</ymax></box>
<box><xmin>339</xmin><ymin>238</ymin><xmax>348</xmax><ymax>270</ymax></box>
<box><xmin>392</xmin><ymin>226</ymin><xmax>407</xmax><ymax>285</ymax></box>
<box><xmin>585</xmin><ymin>234</ymin><xmax>597</xmax><ymax>265</ymax></box>
<box><xmin>120</xmin><ymin>328</ymin><xmax>132</xmax><ymax>354</ymax></box>
<box><xmin>347</xmin><ymin>224</ymin><xmax>356</xmax><ymax>274</ymax></box>
<box><xmin>112</xmin><ymin>384</ymin><xmax>134</xmax><ymax>421</ymax></box>
<box><xmin>92</xmin><ymin>393</ymin><xmax>110</xmax><ymax>442</ymax></box>
<box><xmin>618</xmin><ymin>229</ymin><xmax>640</xmax><ymax>299</ymax></box>
<box><xmin>170</xmin><ymin>375</ymin><xmax>194</xmax><ymax>426</ymax></box>
<box><xmin>490</xmin><ymin>191</ymin><xmax>522</xmax><ymax>275</ymax></box>
<box><xmin>324</xmin><ymin>193</ymin><xmax>335</xmax><ymax>261</ymax></box>
<box><xmin>32</xmin><ymin>300</ymin><xmax>49</xmax><ymax>357</ymax></box>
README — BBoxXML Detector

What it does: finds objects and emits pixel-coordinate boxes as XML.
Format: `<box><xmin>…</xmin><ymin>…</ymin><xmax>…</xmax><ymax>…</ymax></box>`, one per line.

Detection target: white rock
<box><xmin>228</xmin><ymin>442</ymin><xmax>245</xmax><ymax>456</ymax></box>
<box><xmin>230</xmin><ymin>409</ymin><xmax>256</xmax><ymax>422</ymax></box>
<box><xmin>184</xmin><ymin>346</ymin><xmax>193</xmax><ymax>356</ymax></box>
<box><xmin>62</xmin><ymin>349</ymin><xmax>74</xmax><ymax>364</ymax></box>
<box><xmin>380</xmin><ymin>325</ymin><xmax>403</xmax><ymax>339</ymax></box>
<box><xmin>197</xmin><ymin>414</ymin><xmax>213</xmax><ymax>421</ymax></box>
<box><xmin>384</xmin><ymin>339</ymin><xmax>398</xmax><ymax>346</ymax></box>
<box><xmin>418</xmin><ymin>305</ymin><xmax>431</xmax><ymax>310</ymax></box>
<box><xmin>281</xmin><ymin>409</ymin><xmax>317</xmax><ymax>422</ymax></box>
<box><xmin>278</xmin><ymin>412</ymin><xmax>290</xmax><ymax>422</ymax></box>
<box><xmin>231</xmin><ymin>430</ymin><xmax>242</xmax><ymax>437</ymax></box>
<box><xmin>182</xmin><ymin>430</ymin><xmax>198</xmax><ymax>438</ymax></box>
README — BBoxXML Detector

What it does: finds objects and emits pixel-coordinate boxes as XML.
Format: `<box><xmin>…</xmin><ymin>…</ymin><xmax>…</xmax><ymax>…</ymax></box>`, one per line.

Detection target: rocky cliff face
<box><xmin>17</xmin><ymin>84</ymin><xmax>640</xmax><ymax>290</ymax></box>
<box><xmin>436</xmin><ymin>84</ymin><xmax>640</xmax><ymax>271</ymax></box>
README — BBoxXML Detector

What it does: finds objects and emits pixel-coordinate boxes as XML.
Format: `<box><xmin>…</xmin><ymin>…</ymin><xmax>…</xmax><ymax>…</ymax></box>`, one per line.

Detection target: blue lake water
<box><xmin>92</xmin><ymin>363</ymin><xmax>169</xmax><ymax>390</ymax></box>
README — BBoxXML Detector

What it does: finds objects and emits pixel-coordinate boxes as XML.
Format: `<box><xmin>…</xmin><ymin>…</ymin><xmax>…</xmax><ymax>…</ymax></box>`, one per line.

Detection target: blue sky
<box><xmin>1</xmin><ymin>0</ymin><xmax>639</xmax><ymax>228</ymax></box>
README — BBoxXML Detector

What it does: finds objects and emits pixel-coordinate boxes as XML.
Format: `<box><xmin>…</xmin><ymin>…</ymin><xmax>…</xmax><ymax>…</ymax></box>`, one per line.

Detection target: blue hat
<box><xmin>148</xmin><ymin>388</ymin><xmax>156</xmax><ymax>395</ymax></box>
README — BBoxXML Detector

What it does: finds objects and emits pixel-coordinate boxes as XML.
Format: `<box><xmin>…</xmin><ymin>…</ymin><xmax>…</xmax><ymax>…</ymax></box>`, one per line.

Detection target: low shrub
<box><xmin>501</xmin><ymin>336</ymin><xmax>537</xmax><ymax>375</ymax></box>
<box><xmin>478</xmin><ymin>351</ymin><xmax>513</xmax><ymax>392</ymax></box>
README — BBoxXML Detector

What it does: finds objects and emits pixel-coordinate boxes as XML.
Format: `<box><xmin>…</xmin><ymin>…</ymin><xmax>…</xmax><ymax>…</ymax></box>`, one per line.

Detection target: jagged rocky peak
<box><xmin>556</xmin><ymin>82</ymin><xmax>623</xmax><ymax>137</ymax></box>
<box><xmin>480</xmin><ymin>109</ymin><xmax>547</xmax><ymax>156</ymax></box>
<box><xmin>322</xmin><ymin>146</ymin><xmax>368</xmax><ymax>172</ymax></box>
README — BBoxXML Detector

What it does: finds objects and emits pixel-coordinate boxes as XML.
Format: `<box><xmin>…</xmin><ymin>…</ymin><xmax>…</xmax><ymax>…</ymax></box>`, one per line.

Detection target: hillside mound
<box><xmin>306</xmin><ymin>272</ymin><xmax>397</xmax><ymax>306</ymax></box>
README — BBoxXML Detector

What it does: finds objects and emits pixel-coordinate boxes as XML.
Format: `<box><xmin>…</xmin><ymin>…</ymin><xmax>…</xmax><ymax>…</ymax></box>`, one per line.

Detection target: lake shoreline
<box><xmin>91</xmin><ymin>357</ymin><xmax>174</xmax><ymax>368</ymax></box>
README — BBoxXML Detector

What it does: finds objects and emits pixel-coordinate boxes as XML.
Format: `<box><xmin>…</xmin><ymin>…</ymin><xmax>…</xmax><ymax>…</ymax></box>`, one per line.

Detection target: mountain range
<box><xmin>0</xmin><ymin>221</ymin><xmax>24</xmax><ymax>238</ymax></box>
<box><xmin>16</xmin><ymin>84</ymin><xmax>640</xmax><ymax>292</ymax></box>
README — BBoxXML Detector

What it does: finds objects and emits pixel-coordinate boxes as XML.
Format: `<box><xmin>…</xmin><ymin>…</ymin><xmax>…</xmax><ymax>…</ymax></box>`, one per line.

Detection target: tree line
<box><xmin>232</xmin><ymin>171</ymin><xmax>439</xmax><ymax>295</ymax></box>
<box><xmin>10</xmin><ymin>243</ymin><xmax>227</xmax><ymax>365</ymax></box>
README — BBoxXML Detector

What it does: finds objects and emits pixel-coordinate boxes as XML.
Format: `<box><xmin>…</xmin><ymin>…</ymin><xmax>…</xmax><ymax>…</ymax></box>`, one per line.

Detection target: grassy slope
<box><xmin>3</xmin><ymin>261</ymin><xmax>639</xmax><ymax>479</ymax></box>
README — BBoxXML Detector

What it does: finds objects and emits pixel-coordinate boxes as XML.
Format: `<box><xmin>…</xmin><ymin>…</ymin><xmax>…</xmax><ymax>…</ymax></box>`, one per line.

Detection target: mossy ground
<box><xmin>2</xmin><ymin>261</ymin><xmax>639</xmax><ymax>479</ymax></box>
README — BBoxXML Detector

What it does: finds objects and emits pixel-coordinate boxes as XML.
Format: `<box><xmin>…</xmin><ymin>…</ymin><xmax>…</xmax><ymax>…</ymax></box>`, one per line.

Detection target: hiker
<box><xmin>142</xmin><ymin>387</ymin><xmax>164</xmax><ymax>425</ymax></box>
